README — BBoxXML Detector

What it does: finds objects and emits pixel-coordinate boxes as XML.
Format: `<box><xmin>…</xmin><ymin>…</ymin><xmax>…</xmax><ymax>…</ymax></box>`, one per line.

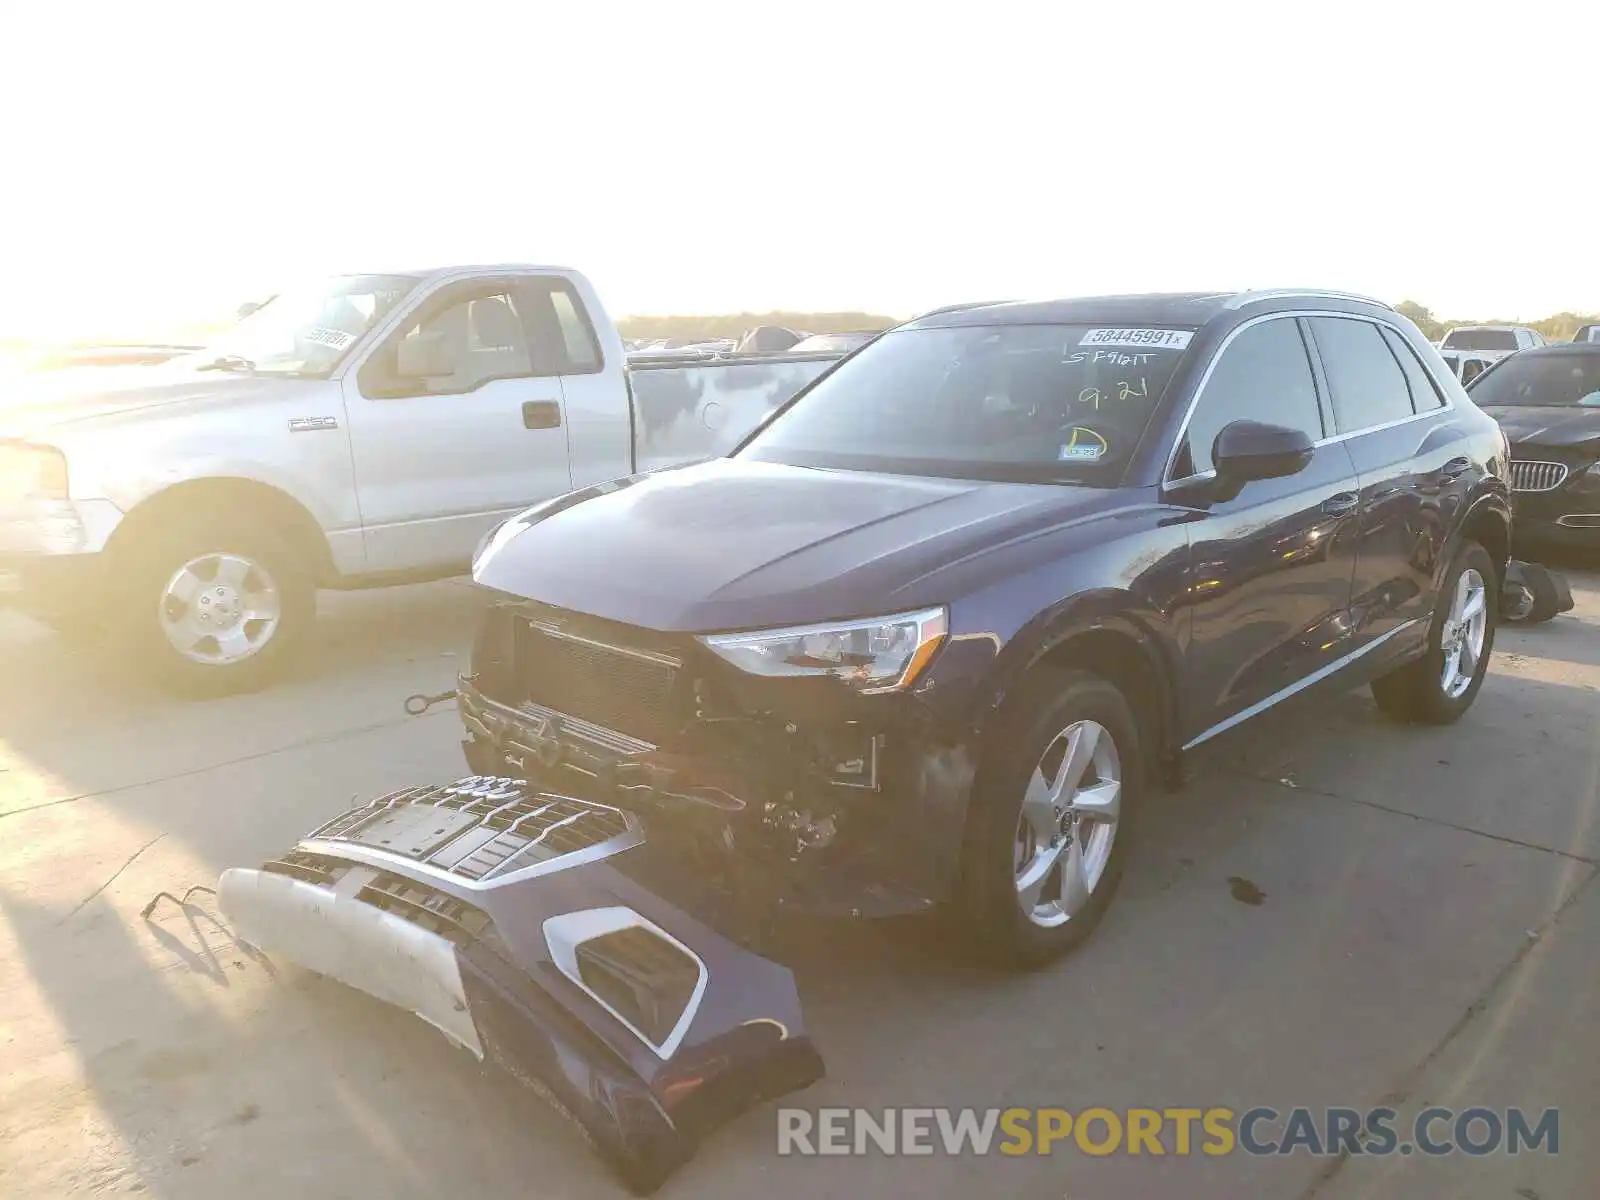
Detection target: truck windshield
<box><xmin>194</xmin><ymin>274</ymin><xmax>420</xmax><ymax>377</ymax></box>
<box><xmin>1468</xmin><ymin>352</ymin><xmax>1600</xmax><ymax>407</ymax></box>
<box><xmin>1443</xmin><ymin>328</ymin><xmax>1519</xmax><ymax>352</ymax></box>
<box><xmin>736</xmin><ymin>323</ymin><xmax>1194</xmax><ymax>484</ymax></box>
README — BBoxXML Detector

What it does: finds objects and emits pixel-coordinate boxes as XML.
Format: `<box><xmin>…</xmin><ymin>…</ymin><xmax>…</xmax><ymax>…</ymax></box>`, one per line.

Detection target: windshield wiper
<box><xmin>195</xmin><ymin>354</ymin><xmax>257</xmax><ymax>373</ymax></box>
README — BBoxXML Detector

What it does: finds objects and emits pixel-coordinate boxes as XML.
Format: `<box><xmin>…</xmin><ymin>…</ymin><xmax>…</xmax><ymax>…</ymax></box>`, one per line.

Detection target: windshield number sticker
<box><xmin>1058</xmin><ymin>427</ymin><xmax>1109</xmax><ymax>462</ymax></box>
<box><xmin>1079</xmin><ymin>328</ymin><xmax>1192</xmax><ymax>351</ymax></box>
<box><xmin>304</xmin><ymin>327</ymin><xmax>356</xmax><ymax>351</ymax></box>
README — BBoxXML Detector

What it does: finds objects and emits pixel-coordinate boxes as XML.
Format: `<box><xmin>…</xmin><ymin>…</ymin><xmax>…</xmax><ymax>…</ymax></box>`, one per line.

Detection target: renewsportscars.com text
<box><xmin>777</xmin><ymin>1106</ymin><xmax>1559</xmax><ymax>1158</ymax></box>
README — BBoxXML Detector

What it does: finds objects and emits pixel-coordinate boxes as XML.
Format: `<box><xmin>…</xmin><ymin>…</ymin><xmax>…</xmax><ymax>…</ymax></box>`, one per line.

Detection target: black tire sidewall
<box><xmin>960</xmin><ymin>669</ymin><xmax>1142</xmax><ymax>968</ymax></box>
<box><xmin>115</xmin><ymin>518</ymin><xmax>313</xmax><ymax>695</ymax></box>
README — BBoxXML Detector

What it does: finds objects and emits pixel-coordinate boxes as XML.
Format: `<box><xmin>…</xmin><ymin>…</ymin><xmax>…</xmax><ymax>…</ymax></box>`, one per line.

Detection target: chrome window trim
<box><xmin>1162</xmin><ymin>310</ymin><xmax>1457</xmax><ymax>487</ymax></box>
<box><xmin>1183</xmin><ymin>618</ymin><xmax>1422</xmax><ymax>751</ymax></box>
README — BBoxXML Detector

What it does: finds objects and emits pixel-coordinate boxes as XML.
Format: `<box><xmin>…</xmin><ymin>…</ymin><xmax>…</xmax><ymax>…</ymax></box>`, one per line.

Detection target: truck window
<box><xmin>515</xmin><ymin>278</ymin><xmax>604</xmax><ymax>375</ymax></box>
<box><xmin>549</xmin><ymin>286</ymin><xmax>602</xmax><ymax>372</ymax></box>
<box><xmin>362</xmin><ymin>284</ymin><xmax>542</xmax><ymax>398</ymax></box>
<box><xmin>1442</xmin><ymin>328</ymin><xmax>1518</xmax><ymax>352</ymax></box>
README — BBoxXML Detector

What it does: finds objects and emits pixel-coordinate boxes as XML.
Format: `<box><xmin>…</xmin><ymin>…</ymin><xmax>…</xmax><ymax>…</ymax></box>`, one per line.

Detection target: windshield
<box><xmin>193</xmin><ymin>274</ymin><xmax>419</xmax><ymax>376</ymax></box>
<box><xmin>737</xmin><ymin>323</ymin><xmax>1194</xmax><ymax>484</ymax></box>
<box><xmin>1443</xmin><ymin>328</ymin><xmax>1519</xmax><ymax>352</ymax></box>
<box><xmin>1468</xmin><ymin>352</ymin><xmax>1600</xmax><ymax>407</ymax></box>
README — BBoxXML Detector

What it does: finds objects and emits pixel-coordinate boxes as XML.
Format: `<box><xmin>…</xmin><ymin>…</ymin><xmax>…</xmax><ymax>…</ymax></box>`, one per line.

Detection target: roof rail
<box><xmin>912</xmin><ymin>300</ymin><xmax>1013</xmax><ymax>319</ymax></box>
<box><xmin>1224</xmin><ymin>288</ymin><xmax>1393</xmax><ymax>311</ymax></box>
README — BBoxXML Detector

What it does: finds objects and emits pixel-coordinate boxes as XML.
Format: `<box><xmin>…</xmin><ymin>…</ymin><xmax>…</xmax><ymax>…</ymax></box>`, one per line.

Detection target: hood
<box><xmin>0</xmin><ymin>362</ymin><xmax>324</xmax><ymax>439</ymax></box>
<box><xmin>1481</xmin><ymin>405</ymin><xmax>1600</xmax><ymax>451</ymax></box>
<box><xmin>473</xmin><ymin>457</ymin><xmax>1126</xmax><ymax>631</ymax></box>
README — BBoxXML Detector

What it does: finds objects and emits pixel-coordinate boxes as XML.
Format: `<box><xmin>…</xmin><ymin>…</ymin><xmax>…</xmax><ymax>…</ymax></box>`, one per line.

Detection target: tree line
<box><xmin>616</xmin><ymin>311</ymin><xmax>897</xmax><ymax>340</ymax></box>
<box><xmin>1395</xmin><ymin>301</ymin><xmax>1599</xmax><ymax>343</ymax></box>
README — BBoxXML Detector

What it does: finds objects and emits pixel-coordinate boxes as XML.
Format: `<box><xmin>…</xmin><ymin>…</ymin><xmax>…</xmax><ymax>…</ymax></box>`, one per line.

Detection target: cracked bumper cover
<box><xmin>218</xmin><ymin>778</ymin><xmax>824</xmax><ymax>1195</ymax></box>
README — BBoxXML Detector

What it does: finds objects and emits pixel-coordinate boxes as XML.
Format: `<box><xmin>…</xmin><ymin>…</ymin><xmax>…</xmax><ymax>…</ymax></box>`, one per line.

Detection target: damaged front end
<box><xmin>219</xmin><ymin>777</ymin><xmax>824</xmax><ymax>1195</ymax></box>
<box><xmin>457</xmin><ymin>599</ymin><xmax>979</xmax><ymax>920</ymax></box>
<box><xmin>221</xmin><ymin>599</ymin><xmax>979</xmax><ymax>1189</ymax></box>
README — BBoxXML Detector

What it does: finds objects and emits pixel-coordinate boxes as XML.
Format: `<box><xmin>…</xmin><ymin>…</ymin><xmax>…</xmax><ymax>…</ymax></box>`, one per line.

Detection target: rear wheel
<box><xmin>1371</xmin><ymin>541</ymin><xmax>1496</xmax><ymax>724</ymax></box>
<box><xmin>114</xmin><ymin>516</ymin><xmax>314</xmax><ymax>696</ymax></box>
<box><xmin>958</xmin><ymin>669</ymin><xmax>1140</xmax><ymax>968</ymax></box>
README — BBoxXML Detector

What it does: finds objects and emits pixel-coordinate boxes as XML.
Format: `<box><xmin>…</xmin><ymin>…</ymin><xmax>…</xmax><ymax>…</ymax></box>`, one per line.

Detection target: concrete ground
<box><xmin>1</xmin><ymin>570</ymin><xmax>1596</xmax><ymax>1200</ymax></box>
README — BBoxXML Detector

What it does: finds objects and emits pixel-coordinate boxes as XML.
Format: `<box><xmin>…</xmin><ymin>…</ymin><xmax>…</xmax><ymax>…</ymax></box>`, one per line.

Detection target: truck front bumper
<box><xmin>0</xmin><ymin>497</ymin><xmax>121</xmax><ymax>614</ymax></box>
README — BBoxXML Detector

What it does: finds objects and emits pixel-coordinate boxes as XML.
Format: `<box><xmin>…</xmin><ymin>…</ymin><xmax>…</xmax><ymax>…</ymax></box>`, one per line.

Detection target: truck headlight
<box><xmin>0</xmin><ymin>442</ymin><xmax>69</xmax><ymax>502</ymax></box>
<box><xmin>700</xmin><ymin>607</ymin><xmax>948</xmax><ymax>693</ymax></box>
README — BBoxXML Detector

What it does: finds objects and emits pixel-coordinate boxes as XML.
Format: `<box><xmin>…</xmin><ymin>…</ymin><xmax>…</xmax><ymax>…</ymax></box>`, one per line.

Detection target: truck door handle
<box><xmin>1438</xmin><ymin>456</ymin><xmax>1471</xmax><ymax>480</ymax></box>
<box><xmin>1321</xmin><ymin>492</ymin><xmax>1359</xmax><ymax>517</ymax></box>
<box><xmin>522</xmin><ymin>400</ymin><xmax>562</xmax><ymax>430</ymax></box>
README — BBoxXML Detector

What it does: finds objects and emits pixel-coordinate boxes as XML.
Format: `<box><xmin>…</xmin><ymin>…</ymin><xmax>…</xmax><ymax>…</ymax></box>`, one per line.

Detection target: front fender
<box><xmin>976</xmin><ymin>590</ymin><xmax>1183</xmax><ymax>758</ymax></box>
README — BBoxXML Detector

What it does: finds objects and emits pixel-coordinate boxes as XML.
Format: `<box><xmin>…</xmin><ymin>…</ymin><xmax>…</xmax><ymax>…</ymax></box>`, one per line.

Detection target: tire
<box><xmin>1370</xmin><ymin>541</ymin><xmax>1497</xmax><ymax>725</ymax></box>
<box><xmin>112</xmin><ymin>515</ymin><xmax>315</xmax><ymax>696</ymax></box>
<box><xmin>956</xmin><ymin>668</ymin><xmax>1141</xmax><ymax>969</ymax></box>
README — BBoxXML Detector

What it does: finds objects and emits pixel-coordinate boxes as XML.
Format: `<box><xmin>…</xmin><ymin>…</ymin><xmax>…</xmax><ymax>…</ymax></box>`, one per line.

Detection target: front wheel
<box><xmin>957</xmin><ymin>669</ymin><xmax>1140</xmax><ymax>969</ymax></box>
<box><xmin>1371</xmin><ymin>540</ymin><xmax>1497</xmax><ymax>724</ymax></box>
<box><xmin>115</xmin><ymin>517</ymin><xmax>314</xmax><ymax>696</ymax></box>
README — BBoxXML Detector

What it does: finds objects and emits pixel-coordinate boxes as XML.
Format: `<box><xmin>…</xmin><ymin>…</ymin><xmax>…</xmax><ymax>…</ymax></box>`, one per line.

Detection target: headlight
<box><xmin>0</xmin><ymin>442</ymin><xmax>69</xmax><ymax>502</ymax></box>
<box><xmin>700</xmin><ymin>607</ymin><xmax>948</xmax><ymax>693</ymax></box>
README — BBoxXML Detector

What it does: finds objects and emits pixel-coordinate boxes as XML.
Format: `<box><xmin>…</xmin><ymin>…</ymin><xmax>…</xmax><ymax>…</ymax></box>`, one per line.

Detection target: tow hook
<box><xmin>404</xmin><ymin>688</ymin><xmax>459</xmax><ymax>716</ymax></box>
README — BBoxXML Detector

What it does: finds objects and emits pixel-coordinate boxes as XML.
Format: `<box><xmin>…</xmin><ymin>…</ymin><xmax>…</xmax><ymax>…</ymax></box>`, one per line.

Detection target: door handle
<box><xmin>1437</xmin><ymin>456</ymin><xmax>1471</xmax><ymax>480</ymax></box>
<box><xmin>522</xmin><ymin>399</ymin><xmax>562</xmax><ymax>430</ymax></box>
<box><xmin>1321</xmin><ymin>492</ymin><xmax>1359</xmax><ymax>517</ymax></box>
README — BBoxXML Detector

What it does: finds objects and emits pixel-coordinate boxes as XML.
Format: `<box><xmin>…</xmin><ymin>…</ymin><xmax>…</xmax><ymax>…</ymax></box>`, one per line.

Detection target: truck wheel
<box><xmin>958</xmin><ymin>669</ymin><xmax>1140</xmax><ymax>969</ymax></box>
<box><xmin>1371</xmin><ymin>541</ymin><xmax>1497</xmax><ymax>725</ymax></box>
<box><xmin>116</xmin><ymin>516</ymin><xmax>314</xmax><ymax>696</ymax></box>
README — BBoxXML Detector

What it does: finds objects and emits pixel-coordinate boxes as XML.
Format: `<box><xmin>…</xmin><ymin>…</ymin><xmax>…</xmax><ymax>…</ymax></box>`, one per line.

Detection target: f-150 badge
<box><xmin>287</xmin><ymin>416</ymin><xmax>339</xmax><ymax>433</ymax></box>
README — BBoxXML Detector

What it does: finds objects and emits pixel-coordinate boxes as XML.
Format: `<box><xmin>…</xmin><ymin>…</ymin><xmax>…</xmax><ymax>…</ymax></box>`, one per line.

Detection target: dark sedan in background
<box><xmin>1469</xmin><ymin>343</ymin><xmax>1600</xmax><ymax>548</ymax></box>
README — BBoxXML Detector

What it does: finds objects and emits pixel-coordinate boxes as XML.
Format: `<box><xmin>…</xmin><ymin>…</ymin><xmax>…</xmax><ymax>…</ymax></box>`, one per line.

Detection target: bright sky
<box><xmin>2</xmin><ymin>1</ymin><xmax>1597</xmax><ymax>343</ymax></box>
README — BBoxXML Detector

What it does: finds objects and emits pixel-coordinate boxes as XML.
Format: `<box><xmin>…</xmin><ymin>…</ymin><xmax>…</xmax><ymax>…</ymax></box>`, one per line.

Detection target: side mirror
<box><xmin>1212</xmin><ymin>419</ymin><xmax>1314</xmax><ymax>486</ymax></box>
<box><xmin>396</xmin><ymin>331</ymin><xmax>455</xmax><ymax>379</ymax></box>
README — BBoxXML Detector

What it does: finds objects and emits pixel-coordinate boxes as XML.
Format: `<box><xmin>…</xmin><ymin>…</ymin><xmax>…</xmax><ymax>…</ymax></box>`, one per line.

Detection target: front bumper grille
<box><xmin>302</xmin><ymin>778</ymin><xmax>636</xmax><ymax>884</ymax></box>
<box><xmin>1510</xmin><ymin>459</ymin><xmax>1570</xmax><ymax>492</ymax></box>
<box><xmin>514</xmin><ymin>613</ymin><xmax>683</xmax><ymax>745</ymax></box>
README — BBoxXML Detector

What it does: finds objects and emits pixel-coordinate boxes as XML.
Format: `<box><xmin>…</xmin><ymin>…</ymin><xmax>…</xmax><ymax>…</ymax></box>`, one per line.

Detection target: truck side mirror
<box><xmin>396</xmin><ymin>331</ymin><xmax>455</xmax><ymax>379</ymax></box>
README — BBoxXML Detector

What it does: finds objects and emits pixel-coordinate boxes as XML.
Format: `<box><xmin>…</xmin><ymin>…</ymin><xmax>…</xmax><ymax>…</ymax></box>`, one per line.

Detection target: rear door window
<box><xmin>1379</xmin><ymin>327</ymin><xmax>1447</xmax><ymax>412</ymax></box>
<box><xmin>1308</xmin><ymin>317</ymin><xmax>1415</xmax><ymax>433</ymax></box>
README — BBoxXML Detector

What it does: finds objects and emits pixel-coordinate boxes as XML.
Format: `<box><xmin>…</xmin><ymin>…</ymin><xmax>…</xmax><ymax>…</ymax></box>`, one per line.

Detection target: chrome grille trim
<box><xmin>1509</xmin><ymin>460</ymin><xmax>1569</xmax><ymax>493</ymax></box>
<box><xmin>525</xmin><ymin>618</ymin><xmax>682</xmax><ymax>667</ymax></box>
<box><xmin>299</xmin><ymin>779</ymin><xmax>642</xmax><ymax>890</ymax></box>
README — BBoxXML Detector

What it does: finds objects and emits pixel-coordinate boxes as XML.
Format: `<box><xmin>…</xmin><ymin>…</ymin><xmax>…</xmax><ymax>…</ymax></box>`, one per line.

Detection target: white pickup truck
<box><xmin>0</xmin><ymin>265</ymin><xmax>845</xmax><ymax>693</ymax></box>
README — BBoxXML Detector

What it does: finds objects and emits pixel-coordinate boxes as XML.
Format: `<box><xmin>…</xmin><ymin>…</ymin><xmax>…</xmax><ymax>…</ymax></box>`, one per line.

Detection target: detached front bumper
<box><xmin>219</xmin><ymin>777</ymin><xmax>825</xmax><ymax>1195</ymax></box>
